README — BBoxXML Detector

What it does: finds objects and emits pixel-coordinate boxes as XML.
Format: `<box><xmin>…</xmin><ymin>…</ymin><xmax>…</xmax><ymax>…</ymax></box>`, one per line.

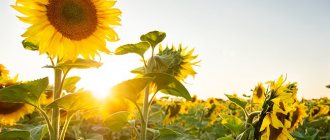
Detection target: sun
<box><xmin>75</xmin><ymin>55</ymin><xmax>139</xmax><ymax>99</ymax></box>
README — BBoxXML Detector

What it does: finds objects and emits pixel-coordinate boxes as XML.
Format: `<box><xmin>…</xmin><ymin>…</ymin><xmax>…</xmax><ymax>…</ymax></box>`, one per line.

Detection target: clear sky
<box><xmin>1</xmin><ymin>0</ymin><xmax>329</xmax><ymax>99</ymax></box>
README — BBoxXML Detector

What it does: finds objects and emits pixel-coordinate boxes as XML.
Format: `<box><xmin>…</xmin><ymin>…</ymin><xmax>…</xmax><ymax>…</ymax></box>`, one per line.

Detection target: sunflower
<box><xmin>13</xmin><ymin>0</ymin><xmax>121</xmax><ymax>60</ymax></box>
<box><xmin>252</xmin><ymin>83</ymin><xmax>265</xmax><ymax>105</ymax></box>
<box><xmin>163</xmin><ymin>103</ymin><xmax>181</xmax><ymax>125</ymax></box>
<box><xmin>288</xmin><ymin>103</ymin><xmax>307</xmax><ymax>131</ymax></box>
<box><xmin>0</xmin><ymin>102</ymin><xmax>35</xmax><ymax>126</ymax></box>
<box><xmin>39</xmin><ymin>89</ymin><xmax>54</xmax><ymax>105</ymax></box>
<box><xmin>0</xmin><ymin>76</ymin><xmax>34</xmax><ymax>126</ymax></box>
<box><xmin>0</xmin><ymin>64</ymin><xmax>9</xmax><ymax>79</ymax></box>
<box><xmin>155</xmin><ymin>44</ymin><xmax>199</xmax><ymax>81</ymax></box>
<box><xmin>256</xmin><ymin>76</ymin><xmax>303</xmax><ymax>140</ymax></box>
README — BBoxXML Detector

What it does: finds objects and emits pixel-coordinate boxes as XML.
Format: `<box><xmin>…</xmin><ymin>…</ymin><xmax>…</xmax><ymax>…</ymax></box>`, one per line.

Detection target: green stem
<box><xmin>141</xmin><ymin>85</ymin><xmax>150</xmax><ymax>140</ymax></box>
<box><xmin>51</xmin><ymin>69</ymin><xmax>62</xmax><ymax>140</ymax></box>
<box><xmin>198</xmin><ymin>109</ymin><xmax>205</xmax><ymax>139</ymax></box>
<box><xmin>59</xmin><ymin>113</ymin><xmax>74</xmax><ymax>140</ymax></box>
<box><xmin>35</xmin><ymin>106</ymin><xmax>53</xmax><ymax>138</ymax></box>
<box><xmin>134</xmin><ymin>102</ymin><xmax>144</xmax><ymax>124</ymax></box>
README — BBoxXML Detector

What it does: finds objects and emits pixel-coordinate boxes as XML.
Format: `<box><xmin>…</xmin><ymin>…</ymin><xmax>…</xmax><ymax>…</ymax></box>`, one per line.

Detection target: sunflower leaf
<box><xmin>46</xmin><ymin>91</ymin><xmax>98</xmax><ymax>112</ymax></box>
<box><xmin>140</xmin><ymin>31</ymin><xmax>166</xmax><ymax>48</ymax></box>
<box><xmin>115</xmin><ymin>42</ymin><xmax>150</xmax><ymax>57</ymax></box>
<box><xmin>0</xmin><ymin>130</ymin><xmax>30</xmax><ymax>140</ymax></box>
<box><xmin>0</xmin><ymin>77</ymin><xmax>48</xmax><ymax>105</ymax></box>
<box><xmin>56</xmin><ymin>58</ymin><xmax>102</xmax><ymax>70</ymax></box>
<box><xmin>29</xmin><ymin>124</ymin><xmax>48</xmax><ymax>140</ymax></box>
<box><xmin>158</xmin><ymin>128</ymin><xmax>183</xmax><ymax>140</ymax></box>
<box><xmin>146</xmin><ymin>73</ymin><xmax>191</xmax><ymax>100</ymax></box>
<box><xmin>112</xmin><ymin>78</ymin><xmax>152</xmax><ymax>103</ymax></box>
<box><xmin>62</xmin><ymin>76</ymin><xmax>81</xmax><ymax>93</ymax></box>
<box><xmin>104</xmin><ymin>111</ymin><xmax>130</xmax><ymax>131</ymax></box>
<box><xmin>22</xmin><ymin>40</ymin><xmax>39</xmax><ymax>51</ymax></box>
<box><xmin>225</xmin><ymin>94</ymin><xmax>247</xmax><ymax>110</ymax></box>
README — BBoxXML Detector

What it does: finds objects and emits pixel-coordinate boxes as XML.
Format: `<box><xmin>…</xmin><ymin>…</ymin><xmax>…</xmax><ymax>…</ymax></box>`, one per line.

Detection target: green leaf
<box><xmin>158</xmin><ymin>128</ymin><xmax>182</xmax><ymax>140</ymax></box>
<box><xmin>140</xmin><ymin>31</ymin><xmax>166</xmax><ymax>48</ymax></box>
<box><xmin>62</xmin><ymin>76</ymin><xmax>81</xmax><ymax>93</ymax></box>
<box><xmin>47</xmin><ymin>91</ymin><xmax>98</xmax><ymax>112</ymax></box>
<box><xmin>225</xmin><ymin>94</ymin><xmax>247</xmax><ymax>110</ymax></box>
<box><xmin>115</xmin><ymin>42</ymin><xmax>150</xmax><ymax>57</ymax></box>
<box><xmin>131</xmin><ymin>67</ymin><xmax>145</xmax><ymax>74</ymax></box>
<box><xmin>217</xmin><ymin>136</ymin><xmax>235</xmax><ymax>140</ymax></box>
<box><xmin>0</xmin><ymin>77</ymin><xmax>48</xmax><ymax>105</ymax></box>
<box><xmin>22</xmin><ymin>40</ymin><xmax>38</xmax><ymax>51</ymax></box>
<box><xmin>104</xmin><ymin>111</ymin><xmax>130</xmax><ymax>131</ymax></box>
<box><xmin>112</xmin><ymin>78</ymin><xmax>152</xmax><ymax>102</ymax></box>
<box><xmin>29</xmin><ymin>125</ymin><xmax>48</xmax><ymax>140</ymax></box>
<box><xmin>55</xmin><ymin>58</ymin><xmax>102</xmax><ymax>70</ymax></box>
<box><xmin>146</xmin><ymin>73</ymin><xmax>191</xmax><ymax>100</ymax></box>
<box><xmin>0</xmin><ymin>130</ymin><xmax>30</xmax><ymax>140</ymax></box>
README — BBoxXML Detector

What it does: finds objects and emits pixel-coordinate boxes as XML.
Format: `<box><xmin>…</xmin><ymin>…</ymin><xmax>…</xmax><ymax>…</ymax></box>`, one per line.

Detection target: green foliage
<box><xmin>157</xmin><ymin>128</ymin><xmax>183</xmax><ymax>140</ymax></box>
<box><xmin>104</xmin><ymin>111</ymin><xmax>130</xmax><ymax>131</ymax></box>
<box><xmin>44</xmin><ymin>59</ymin><xmax>102</xmax><ymax>72</ymax></box>
<box><xmin>0</xmin><ymin>77</ymin><xmax>48</xmax><ymax>106</ymax></box>
<box><xmin>29</xmin><ymin>125</ymin><xmax>48</xmax><ymax>140</ymax></box>
<box><xmin>140</xmin><ymin>31</ymin><xmax>166</xmax><ymax>48</ymax></box>
<box><xmin>225</xmin><ymin>94</ymin><xmax>247</xmax><ymax>110</ymax></box>
<box><xmin>146</xmin><ymin>73</ymin><xmax>191</xmax><ymax>100</ymax></box>
<box><xmin>22</xmin><ymin>40</ymin><xmax>38</xmax><ymax>51</ymax></box>
<box><xmin>62</xmin><ymin>76</ymin><xmax>81</xmax><ymax>93</ymax></box>
<box><xmin>112</xmin><ymin>78</ymin><xmax>152</xmax><ymax>102</ymax></box>
<box><xmin>47</xmin><ymin>92</ymin><xmax>97</xmax><ymax>113</ymax></box>
<box><xmin>292</xmin><ymin>128</ymin><xmax>320</xmax><ymax>140</ymax></box>
<box><xmin>115</xmin><ymin>42</ymin><xmax>150</xmax><ymax>58</ymax></box>
<box><xmin>0</xmin><ymin>130</ymin><xmax>30</xmax><ymax>140</ymax></box>
<box><xmin>221</xmin><ymin>116</ymin><xmax>244</xmax><ymax>136</ymax></box>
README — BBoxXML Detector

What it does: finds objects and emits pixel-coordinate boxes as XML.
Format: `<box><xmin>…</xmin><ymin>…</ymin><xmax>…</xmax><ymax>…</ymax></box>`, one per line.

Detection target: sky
<box><xmin>0</xmin><ymin>0</ymin><xmax>330</xmax><ymax>99</ymax></box>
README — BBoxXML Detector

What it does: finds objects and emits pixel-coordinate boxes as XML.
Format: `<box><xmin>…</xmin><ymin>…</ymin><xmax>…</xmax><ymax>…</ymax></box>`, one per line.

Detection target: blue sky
<box><xmin>0</xmin><ymin>0</ymin><xmax>329</xmax><ymax>99</ymax></box>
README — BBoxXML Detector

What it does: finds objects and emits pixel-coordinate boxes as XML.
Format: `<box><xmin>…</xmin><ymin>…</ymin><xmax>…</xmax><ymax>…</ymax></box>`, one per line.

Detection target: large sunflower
<box><xmin>13</xmin><ymin>0</ymin><xmax>121</xmax><ymax>60</ymax></box>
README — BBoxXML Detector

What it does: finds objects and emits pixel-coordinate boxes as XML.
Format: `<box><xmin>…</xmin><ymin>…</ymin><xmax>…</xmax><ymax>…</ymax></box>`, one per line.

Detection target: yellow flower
<box><xmin>309</xmin><ymin>105</ymin><xmax>329</xmax><ymax>120</ymax></box>
<box><xmin>252</xmin><ymin>83</ymin><xmax>265</xmax><ymax>104</ymax></box>
<box><xmin>163</xmin><ymin>103</ymin><xmax>181</xmax><ymax>125</ymax></box>
<box><xmin>288</xmin><ymin>103</ymin><xmax>307</xmax><ymax>131</ymax></box>
<box><xmin>13</xmin><ymin>0</ymin><xmax>121</xmax><ymax>60</ymax></box>
<box><xmin>0</xmin><ymin>102</ymin><xmax>35</xmax><ymax>126</ymax></box>
<box><xmin>155</xmin><ymin>44</ymin><xmax>199</xmax><ymax>81</ymax></box>
<box><xmin>0</xmin><ymin>64</ymin><xmax>9</xmax><ymax>79</ymax></box>
<box><xmin>0</xmin><ymin>78</ymin><xmax>34</xmax><ymax>126</ymax></box>
<box><xmin>39</xmin><ymin>89</ymin><xmax>54</xmax><ymax>105</ymax></box>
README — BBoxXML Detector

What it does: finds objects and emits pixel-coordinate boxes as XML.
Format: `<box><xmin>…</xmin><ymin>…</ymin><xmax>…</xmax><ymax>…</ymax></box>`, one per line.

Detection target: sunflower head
<box><xmin>148</xmin><ymin>44</ymin><xmax>199</xmax><ymax>81</ymax></box>
<box><xmin>288</xmin><ymin>103</ymin><xmax>307</xmax><ymax>131</ymax></box>
<box><xmin>0</xmin><ymin>64</ymin><xmax>9</xmax><ymax>79</ymax></box>
<box><xmin>163</xmin><ymin>103</ymin><xmax>181</xmax><ymax>125</ymax></box>
<box><xmin>252</xmin><ymin>83</ymin><xmax>266</xmax><ymax>105</ymax></box>
<box><xmin>13</xmin><ymin>0</ymin><xmax>121</xmax><ymax>60</ymax></box>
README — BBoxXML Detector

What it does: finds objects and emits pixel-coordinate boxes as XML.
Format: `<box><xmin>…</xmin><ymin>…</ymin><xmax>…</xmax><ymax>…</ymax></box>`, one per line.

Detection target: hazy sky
<box><xmin>1</xmin><ymin>0</ymin><xmax>329</xmax><ymax>99</ymax></box>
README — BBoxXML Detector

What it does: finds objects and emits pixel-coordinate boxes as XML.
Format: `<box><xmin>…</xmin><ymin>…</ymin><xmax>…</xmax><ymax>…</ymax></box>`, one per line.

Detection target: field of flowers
<box><xmin>0</xmin><ymin>0</ymin><xmax>329</xmax><ymax>140</ymax></box>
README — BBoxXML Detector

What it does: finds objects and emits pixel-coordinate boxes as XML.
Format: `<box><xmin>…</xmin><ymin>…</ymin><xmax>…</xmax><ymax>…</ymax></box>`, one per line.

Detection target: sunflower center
<box><xmin>46</xmin><ymin>0</ymin><xmax>97</xmax><ymax>40</ymax></box>
<box><xmin>0</xmin><ymin>102</ymin><xmax>24</xmax><ymax>114</ymax></box>
<box><xmin>256</xmin><ymin>87</ymin><xmax>263</xmax><ymax>97</ymax></box>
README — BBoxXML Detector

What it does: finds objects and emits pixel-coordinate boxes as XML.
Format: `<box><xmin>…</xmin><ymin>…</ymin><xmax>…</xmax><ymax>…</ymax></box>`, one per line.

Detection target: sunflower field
<box><xmin>0</xmin><ymin>0</ymin><xmax>329</xmax><ymax>140</ymax></box>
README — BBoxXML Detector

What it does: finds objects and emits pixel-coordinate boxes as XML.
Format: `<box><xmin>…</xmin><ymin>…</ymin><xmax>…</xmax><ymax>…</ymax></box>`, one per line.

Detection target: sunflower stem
<box><xmin>35</xmin><ymin>106</ymin><xmax>53</xmax><ymax>138</ymax></box>
<box><xmin>51</xmin><ymin>69</ymin><xmax>62</xmax><ymax>140</ymax></box>
<box><xmin>141</xmin><ymin>85</ymin><xmax>150</xmax><ymax>140</ymax></box>
<box><xmin>59</xmin><ymin>112</ymin><xmax>74</xmax><ymax>140</ymax></box>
